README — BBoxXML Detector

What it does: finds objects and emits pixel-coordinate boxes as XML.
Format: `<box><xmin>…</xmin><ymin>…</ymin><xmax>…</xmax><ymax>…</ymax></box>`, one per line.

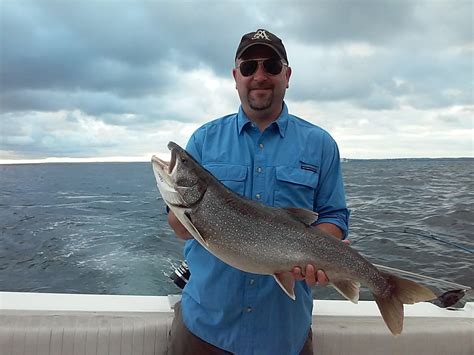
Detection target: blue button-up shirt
<box><xmin>181</xmin><ymin>103</ymin><xmax>349</xmax><ymax>355</ymax></box>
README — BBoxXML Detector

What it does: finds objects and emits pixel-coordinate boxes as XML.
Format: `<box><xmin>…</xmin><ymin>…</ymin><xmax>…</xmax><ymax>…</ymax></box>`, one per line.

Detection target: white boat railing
<box><xmin>1</xmin><ymin>292</ymin><xmax>472</xmax><ymax>355</ymax></box>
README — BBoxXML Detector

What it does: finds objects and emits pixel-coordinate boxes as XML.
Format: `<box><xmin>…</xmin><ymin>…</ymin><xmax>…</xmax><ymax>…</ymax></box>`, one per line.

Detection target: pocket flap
<box><xmin>275</xmin><ymin>166</ymin><xmax>318</xmax><ymax>188</ymax></box>
<box><xmin>204</xmin><ymin>164</ymin><xmax>248</xmax><ymax>181</ymax></box>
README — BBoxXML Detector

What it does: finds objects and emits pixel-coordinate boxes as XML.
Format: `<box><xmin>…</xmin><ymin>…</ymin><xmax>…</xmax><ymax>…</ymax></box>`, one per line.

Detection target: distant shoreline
<box><xmin>0</xmin><ymin>157</ymin><xmax>472</xmax><ymax>166</ymax></box>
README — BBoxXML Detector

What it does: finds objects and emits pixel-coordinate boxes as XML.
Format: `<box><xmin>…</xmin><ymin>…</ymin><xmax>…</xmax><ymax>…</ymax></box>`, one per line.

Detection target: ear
<box><xmin>232</xmin><ymin>68</ymin><xmax>238</xmax><ymax>88</ymax></box>
<box><xmin>285</xmin><ymin>66</ymin><xmax>292</xmax><ymax>89</ymax></box>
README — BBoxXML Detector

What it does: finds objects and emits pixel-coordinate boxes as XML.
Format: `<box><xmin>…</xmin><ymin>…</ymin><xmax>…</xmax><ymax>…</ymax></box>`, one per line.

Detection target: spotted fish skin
<box><xmin>151</xmin><ymin>141</ymin><xmax>436</xmax><ymax>335</ymax></box>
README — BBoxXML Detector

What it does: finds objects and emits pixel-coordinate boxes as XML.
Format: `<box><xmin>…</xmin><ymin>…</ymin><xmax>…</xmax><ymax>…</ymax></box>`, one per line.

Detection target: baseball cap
<box><xmin>235</xmin><ymin>29</ymin><xmax>288</xmax><ymax>63</ymax></box>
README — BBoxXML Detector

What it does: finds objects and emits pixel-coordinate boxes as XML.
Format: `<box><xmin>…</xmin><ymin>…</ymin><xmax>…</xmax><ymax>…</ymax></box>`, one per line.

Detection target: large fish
<box><xmin>151</xmin><ymin>141</ymin><xmax>436</xmax><ymax>335</ymax></box>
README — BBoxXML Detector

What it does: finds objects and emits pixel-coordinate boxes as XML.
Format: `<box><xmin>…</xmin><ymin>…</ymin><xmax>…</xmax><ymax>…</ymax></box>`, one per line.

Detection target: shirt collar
<box><xmin>237</xmin><ymin>103</ymin><xmax>289</xmax><ymax>138</ymax></box>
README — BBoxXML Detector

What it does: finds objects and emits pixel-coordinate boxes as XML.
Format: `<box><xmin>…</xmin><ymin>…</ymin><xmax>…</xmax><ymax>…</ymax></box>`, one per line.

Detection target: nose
<box><xmin>252</xmin><ymin>62</ymin><xmax>268</xmax><ymax>81</ymax></box>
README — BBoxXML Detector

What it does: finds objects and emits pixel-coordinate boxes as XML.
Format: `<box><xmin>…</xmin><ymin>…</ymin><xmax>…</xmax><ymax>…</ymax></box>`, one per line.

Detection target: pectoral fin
<box><xmin>169</xmin><ymin>206</ymin><xmax>208</xmax><ymax>247</ymax></box>
<box><xmin>273</xmin><ymin>272</ymin><xmax>296</xmax><ymax>300</ymax></box>
<box><xmin>330</xmin><ymin>280</ymin><xmax>361</xmax><ymax>303</ymax></box>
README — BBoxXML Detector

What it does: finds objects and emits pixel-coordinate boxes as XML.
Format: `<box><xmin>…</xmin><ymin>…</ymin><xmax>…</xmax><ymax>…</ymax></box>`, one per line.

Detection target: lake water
<box><xmin>1</xmin><ymin>159</ymin><xmax>472</xmax><ymax>302</ymax></box>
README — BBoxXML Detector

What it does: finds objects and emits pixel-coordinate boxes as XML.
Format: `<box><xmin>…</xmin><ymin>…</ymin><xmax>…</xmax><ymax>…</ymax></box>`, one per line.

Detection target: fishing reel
<box><xmin>170</xmin><ymin>260</ymin><xmax>190</xmax><ymax>289</ymax></box>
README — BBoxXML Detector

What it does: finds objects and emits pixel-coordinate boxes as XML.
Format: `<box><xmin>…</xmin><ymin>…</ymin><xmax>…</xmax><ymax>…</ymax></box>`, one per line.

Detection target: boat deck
<box><xmin>1</xmin><ymin>292</ymin><xmax>472</xmax><ymax>355</ymax></box>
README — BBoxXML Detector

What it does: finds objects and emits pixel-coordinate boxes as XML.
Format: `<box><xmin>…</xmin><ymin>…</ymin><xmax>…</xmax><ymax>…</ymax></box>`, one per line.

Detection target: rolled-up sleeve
<box><xmin>314</xmin><ymin>132</ymin><xmax>350</xmax><ymax>238</ymax></box>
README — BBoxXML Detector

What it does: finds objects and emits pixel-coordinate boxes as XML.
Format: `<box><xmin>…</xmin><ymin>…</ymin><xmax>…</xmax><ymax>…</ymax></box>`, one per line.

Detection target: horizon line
<box><xmin>1</xmin><ymin>155</ymin><xmax>472</xmax><ymax>165</ymax></box>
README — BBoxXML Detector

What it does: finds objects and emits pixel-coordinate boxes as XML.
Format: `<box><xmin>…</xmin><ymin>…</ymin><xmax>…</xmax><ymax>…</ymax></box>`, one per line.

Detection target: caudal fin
<box><xmin>373</xmin><ymin>273</ymin><xmax>436</xmax><ymax>335</ymax></box>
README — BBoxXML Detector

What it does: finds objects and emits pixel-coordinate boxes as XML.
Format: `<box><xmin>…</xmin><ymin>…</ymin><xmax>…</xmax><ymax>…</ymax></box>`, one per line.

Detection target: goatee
<box><xmin>248</xmin><ymin>90</ymin><xmax>273</xmax><ymax>111</ymax></box>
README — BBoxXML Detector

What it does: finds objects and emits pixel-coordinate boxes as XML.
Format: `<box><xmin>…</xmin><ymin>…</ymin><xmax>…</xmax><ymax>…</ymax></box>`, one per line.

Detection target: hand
<box><xmin>291</xmin><ymin>265</ymin><xmax>329</xmax><ymax>287</ymax></box>
<box><xmin>292</xmin><ymin>239</ymin><xmax>350</xmax><ymax>287</ymax></box>
<box><xmin>167</xmin><ymin>210</ymin><xmax>193</xmax><ymax>240</ymax></box>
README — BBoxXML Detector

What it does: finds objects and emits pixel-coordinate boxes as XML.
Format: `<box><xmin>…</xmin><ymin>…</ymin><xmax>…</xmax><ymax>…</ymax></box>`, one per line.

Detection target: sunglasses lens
<box><xmin>263</xmin><ymin>59</ymin><xmax>283</xmax><ymax>75</ymax></box>
<box><xmin>239</xmin><ymin>59</ymin><xmax>284</xmax><ymax>76</ymax></box>
<box><xmin>239</xmin><ymin>60</ymin><xmax>258</xmax><ymax>76</ymax></box>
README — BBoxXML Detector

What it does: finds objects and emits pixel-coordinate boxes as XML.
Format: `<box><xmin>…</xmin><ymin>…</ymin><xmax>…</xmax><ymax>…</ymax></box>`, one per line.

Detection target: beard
<box><xmin>247</xmin><ymin>88</ymin><xmax>274</xmax><ymax>111</ymax></box>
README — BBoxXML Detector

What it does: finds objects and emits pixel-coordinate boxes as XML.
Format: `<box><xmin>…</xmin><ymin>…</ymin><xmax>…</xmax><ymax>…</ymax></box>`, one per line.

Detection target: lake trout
<box><xmin>151</xmin><ymin>141</ymin><xmax>436</xmax><ymax>335</ymax></box>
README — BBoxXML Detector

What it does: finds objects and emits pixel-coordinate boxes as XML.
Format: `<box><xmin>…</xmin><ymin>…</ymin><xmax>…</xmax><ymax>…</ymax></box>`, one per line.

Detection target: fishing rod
<box><xmin>352</xmin><ymin>227</ymin><xmax>473</xmax><ymax>254</ymax></box>
<box><xmin>373</xmin><ymin>263</ymin><xmax>471</xmax><ymax>291</ymax></box>
<box><xmin>351</xmin><ymin>227</ymin><xmax>472</xmax><ymax>307</ymax></box>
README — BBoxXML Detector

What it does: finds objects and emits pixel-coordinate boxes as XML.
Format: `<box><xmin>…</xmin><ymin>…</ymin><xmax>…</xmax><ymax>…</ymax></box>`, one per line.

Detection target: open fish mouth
<box><xmin>151</xmin><ymin>155</ymin><xmax>169</xmax><ymax>172</ymax></box>
<box><xmin>151</xmin><ymin>154</ymin><xmax>174</xmax><ymax>188</ymax></box>
<box><xmin>151</xmin><ymin>143</ymin><xmax>179</xmax><ymax>183</ymax></box>
<box><xmin>152</xmin><ymin>147</ymin><xmax>177</xmax><ymax>175</ymax></box>
<box><xmin>151</xmin><ymin>151</ymin><xmax>185</xmax><ymax>207</ymax></box>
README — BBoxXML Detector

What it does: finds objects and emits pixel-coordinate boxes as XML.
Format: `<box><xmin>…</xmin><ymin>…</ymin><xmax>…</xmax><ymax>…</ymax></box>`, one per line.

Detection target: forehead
<box><xmin>239</xmin><ymin>44</ymin><xmax>279</xmax><ymax>60</ymax></box>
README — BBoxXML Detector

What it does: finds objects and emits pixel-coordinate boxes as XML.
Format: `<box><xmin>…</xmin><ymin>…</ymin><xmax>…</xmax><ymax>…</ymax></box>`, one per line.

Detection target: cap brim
<box><xmin>236</xmin><ymin>43</ymin><xmax>283</xmax><ymax>61</ymax></box>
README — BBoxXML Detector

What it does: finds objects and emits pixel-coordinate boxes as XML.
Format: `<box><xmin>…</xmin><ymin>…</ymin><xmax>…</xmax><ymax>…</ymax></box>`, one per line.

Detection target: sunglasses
<box><xmin>236</xmin><ymin>58</ymin><xmax>286</xmax><ymax>77</ymax></box>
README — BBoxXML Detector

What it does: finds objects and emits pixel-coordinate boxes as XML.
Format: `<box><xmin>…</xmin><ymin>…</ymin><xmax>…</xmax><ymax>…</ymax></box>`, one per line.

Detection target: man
<box><xmin>167</xmin><ymin>29</ymin><xmax>349</xmax><ymax>355</ymax></box>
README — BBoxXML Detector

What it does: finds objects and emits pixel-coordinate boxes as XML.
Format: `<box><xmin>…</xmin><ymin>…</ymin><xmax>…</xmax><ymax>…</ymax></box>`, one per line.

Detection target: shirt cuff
<box><xmin>315</xmin><ymin>216</ymin><xmax>349</xmax><ymax>239</ymax></box>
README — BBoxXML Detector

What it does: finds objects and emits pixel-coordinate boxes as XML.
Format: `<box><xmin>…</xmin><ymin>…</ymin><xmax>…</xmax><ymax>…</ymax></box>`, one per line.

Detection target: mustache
<box><xmin>249</xmin><ymin>84</ymin><xmax>274</xmax><ymax>90</ymax></box>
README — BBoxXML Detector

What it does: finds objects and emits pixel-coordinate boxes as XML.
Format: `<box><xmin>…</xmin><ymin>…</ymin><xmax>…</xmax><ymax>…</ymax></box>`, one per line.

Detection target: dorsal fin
<box><xmin>284</xmin><ymin>207</ymin><xmax>318</xmax><ymax>226</ymax></box>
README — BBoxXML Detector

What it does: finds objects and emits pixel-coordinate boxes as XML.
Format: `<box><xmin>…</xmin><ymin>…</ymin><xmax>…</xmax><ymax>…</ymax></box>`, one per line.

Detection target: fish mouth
<box><xmin>151</xmin><ymin>142</ymin><xmax>182</xmax><ymax>188</ymax></box>
<box><xmin>151</xmin><ymin>152</ymin><xmax>176</xmax><ymax>188</ymax></box>
<box><xmin>151</xmin><ymin>155</ymin><xmax>172</xmax><ymax>175</ymax></box>
<box><xmin>151</xmin><ymin>144</ymin><xmax>178</xmax><ymax>176</ymax></box>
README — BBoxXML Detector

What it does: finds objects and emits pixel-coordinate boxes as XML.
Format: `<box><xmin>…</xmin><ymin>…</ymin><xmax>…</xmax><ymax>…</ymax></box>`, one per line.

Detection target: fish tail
<box><xmin>373</xmin><ymin>272</ymin><xmax>436</xmax><ymax>335</ymax></box>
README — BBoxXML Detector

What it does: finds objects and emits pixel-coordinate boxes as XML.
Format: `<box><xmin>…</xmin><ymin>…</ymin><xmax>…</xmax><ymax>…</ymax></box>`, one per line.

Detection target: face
<box><xmin>233</xmin><ymin>45</ymin><xmax>291</xmax><ymax>119</ymax></box>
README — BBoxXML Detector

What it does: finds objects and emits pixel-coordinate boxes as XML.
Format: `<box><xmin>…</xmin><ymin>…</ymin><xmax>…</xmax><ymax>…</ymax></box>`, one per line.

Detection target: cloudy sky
<box><xmin>1</xmin><ymin>0</ymin><xmax>472</xmax><ymax>162</ymax></box>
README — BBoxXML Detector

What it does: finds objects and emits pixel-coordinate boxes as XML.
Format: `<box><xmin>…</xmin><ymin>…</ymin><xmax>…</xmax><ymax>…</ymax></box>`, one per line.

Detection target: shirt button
<box><xmin>246</xmin><ymin>307</ymin><xmax>253</xmax><ymax>313</ymax></box>
<box><xmin>249</xmin><ymin>279</ymin><xmax>255</xmax><ymax>285</ymax></box>
<box><xmin>259</xmin><ymin>143</ymin><xmax>264</xmax><ymax>149</ymax></box>
<box><xmin>255</xmin><ymin>194</ymin><xmax>261</xmax><ymax>200</ymax></box>
<box><xmin>256</xmin><ymin>167</ymin><xmax>262</xmax><ymax>173</ymax></box>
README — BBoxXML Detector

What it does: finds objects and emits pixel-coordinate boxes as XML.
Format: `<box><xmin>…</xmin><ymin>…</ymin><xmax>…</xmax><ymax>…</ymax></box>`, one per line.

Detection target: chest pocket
<box><xmin>274</xmin><ymin>166</ymin><xmax>319</xmax><ymax>210</ymax></box>
<box><xmin>203</xmin><ymin>163</ymin><xmax>247</xmax><ymax>196</ymax></box>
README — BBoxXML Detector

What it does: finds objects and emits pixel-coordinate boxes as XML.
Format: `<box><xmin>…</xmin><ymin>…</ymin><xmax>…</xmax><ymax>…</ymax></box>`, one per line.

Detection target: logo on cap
<box><xmin>251</xmin><ymin>30</ymin><xmax>270</xmax><ymax>41</ymax></box>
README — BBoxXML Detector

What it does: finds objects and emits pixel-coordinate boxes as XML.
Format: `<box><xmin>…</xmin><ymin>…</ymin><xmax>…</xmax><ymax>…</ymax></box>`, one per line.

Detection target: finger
<box><xmin>342</xmin><ymin>239</ymin><xmax>350</xmax><ymax>245</ymax></box>
<box><xmin>292</xmin><ymin>267</ymin><xmax>304</xmax><ymax>280</ymax></box>
<box><xmin>305</xmin><ymin>264</ymin><xmax>317</xmax><ymax>285</ymax></box>
<box><xmin>316</xmin><ymin>270</ymin><xmax>329</xmax><ymax>286</ymax></box>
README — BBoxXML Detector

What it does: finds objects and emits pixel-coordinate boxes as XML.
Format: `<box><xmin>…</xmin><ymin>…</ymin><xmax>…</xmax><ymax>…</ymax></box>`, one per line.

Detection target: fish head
<box><xmin>151</xmin><ymin>141</ymin><xmax>207</xmax><ymax>207</ymax></box>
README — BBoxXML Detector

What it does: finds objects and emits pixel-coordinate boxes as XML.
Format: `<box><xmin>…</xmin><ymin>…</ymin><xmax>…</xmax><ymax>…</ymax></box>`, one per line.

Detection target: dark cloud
<box><xmin>0</xmin><ymin>1</ymin><xmax>247</xmax><ymax>92</ymax></box>
<box><xmin>275</xmin><ymin>1</ymin><xmax>417</xmax><ymax>45</ymax></box>
<box><xmin>271</xmin><ymin>0</ymin><xmax>472</xmax><ymax>48</ymax></box>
